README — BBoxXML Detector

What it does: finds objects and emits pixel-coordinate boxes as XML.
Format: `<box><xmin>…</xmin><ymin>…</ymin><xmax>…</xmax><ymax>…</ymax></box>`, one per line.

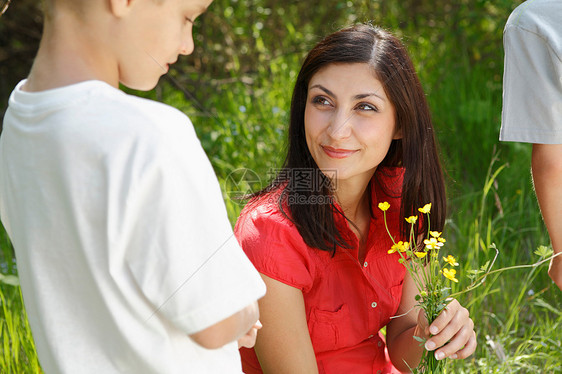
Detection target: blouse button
<box><xmin>378</xmin><ymin>341</ymin><xmax>383</xmax><ymax>347</ymax></box>
<box><xmin>371</xmin><ymin>301</ymin><xmax>377</xmax><ymax>308</ymax></box>
<box><xmin>363</xmin><ymin>261</ymin><xmax>368</xmax><ymax>267</ymax></box>
<box><xmin>368</xmin><ymin>334</ymin><xmax>374</xmax><ymax>339</ymax></box>
<box><xmin>377</xmin><ymin>371</ymin><xmax>382</xmax><ymax>374</ymax></box>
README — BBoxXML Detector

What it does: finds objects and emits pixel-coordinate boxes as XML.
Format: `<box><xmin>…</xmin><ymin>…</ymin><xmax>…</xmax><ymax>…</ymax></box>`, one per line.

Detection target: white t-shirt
<box><xmin>500</xmin><ymin>0</ymin><xmax>562</xmax><ymax>144</ymax></box>
<box><xmin>0</xmin><ymin>80</ymin><xmax>266</xmax><ymax>373</ymax></box>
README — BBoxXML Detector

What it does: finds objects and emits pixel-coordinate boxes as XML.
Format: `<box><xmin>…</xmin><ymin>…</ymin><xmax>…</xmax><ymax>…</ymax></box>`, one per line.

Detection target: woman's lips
<box><xmin>321</xmin><ymin>145</ymin><xmax>358</xmax><ymax>159</ymax></box>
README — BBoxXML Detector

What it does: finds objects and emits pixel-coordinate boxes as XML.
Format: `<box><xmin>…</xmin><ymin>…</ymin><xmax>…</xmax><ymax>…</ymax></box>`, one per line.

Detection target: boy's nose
<box><xmin>180</xmin><ymin>33</ymin><xmax>195</xmax><ymax>55</ymax></box>
<box><xmin>180</xmin><ymin>42</ymin><xmax>194</xmax><ymax>55</ymax></box>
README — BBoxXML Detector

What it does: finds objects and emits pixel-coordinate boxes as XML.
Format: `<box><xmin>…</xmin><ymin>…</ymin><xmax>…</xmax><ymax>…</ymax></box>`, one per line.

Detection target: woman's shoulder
<box><xmin>234</xmin><ymin>190</ymin><xmax>318</xmax><ymax>291</ymax></box>
<box><xmin>238</xmin><ymin>189</ymin><xmax>291</xmax><ymax>221</ymax></box>
<box><xmin>235</xmin><ymin>189</ymin><xmax>299</xmax><ymax>243</ymax></box>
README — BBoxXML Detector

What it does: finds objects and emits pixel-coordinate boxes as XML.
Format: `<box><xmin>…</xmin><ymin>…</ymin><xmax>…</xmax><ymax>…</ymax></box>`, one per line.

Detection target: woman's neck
<box><xmin>334</xmin><ymin>177</ymin><xmax>371</xmax><ymax>226</ymax></box>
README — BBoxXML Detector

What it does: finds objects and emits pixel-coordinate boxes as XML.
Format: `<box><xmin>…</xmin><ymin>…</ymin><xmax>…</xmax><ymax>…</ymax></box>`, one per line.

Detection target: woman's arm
<box><xmin>386</xmin><ymin>269</ymin><xmax>476</xmax><ymax>372</ymax></box>
<box><xmin>385</xmin><ymin>270</ymin><xmax>424</xmax><ymax>371</ymax></box>
<box><xmin>254</xmin><ymin>273</ymin><xmax>319</xmax><ymax>374</ymax></box>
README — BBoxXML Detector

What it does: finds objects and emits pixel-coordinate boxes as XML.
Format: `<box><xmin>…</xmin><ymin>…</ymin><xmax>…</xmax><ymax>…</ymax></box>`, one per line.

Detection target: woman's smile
<box><xmin>321</xmin><ymin>145</ymin><xmax>359</xmax><ymax>159</ymax></box>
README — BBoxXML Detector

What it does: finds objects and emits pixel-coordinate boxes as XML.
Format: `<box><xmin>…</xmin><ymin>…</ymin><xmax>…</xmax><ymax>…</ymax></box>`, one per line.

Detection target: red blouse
<box><xmin>235</xmin><ymin>167</ymin><xmax>406</xmax><ymax>374</ymax></box>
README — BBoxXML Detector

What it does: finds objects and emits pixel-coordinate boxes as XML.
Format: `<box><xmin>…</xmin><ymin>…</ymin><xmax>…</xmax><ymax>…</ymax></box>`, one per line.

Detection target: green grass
<box><xmin>2</xmin><ymin>0</ymin><xmax>561</xmax><ymax>372</ymax></box>
<box><xmin>0</xmin><ymin>224</ymin><xmax>41</xmax><ymax>373</ymax></box>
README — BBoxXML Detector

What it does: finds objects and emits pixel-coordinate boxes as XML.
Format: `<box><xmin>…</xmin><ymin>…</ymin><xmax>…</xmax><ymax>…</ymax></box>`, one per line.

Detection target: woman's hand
<box><xmin>418</xmin><ymin>299</ymin><xmax>477</xmax><ymax>360</ymax></box>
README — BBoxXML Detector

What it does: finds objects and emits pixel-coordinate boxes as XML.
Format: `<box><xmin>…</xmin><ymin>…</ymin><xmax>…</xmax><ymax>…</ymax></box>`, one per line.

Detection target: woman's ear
<box><xmin>109</xmin><ymin>0</ymin><xmax>136</xmax><ymax>17</ymax></box>
<box><xmin>393</xmin><ymin>127</ymin><xmax>403</xmax><ymax>140</ymax></box>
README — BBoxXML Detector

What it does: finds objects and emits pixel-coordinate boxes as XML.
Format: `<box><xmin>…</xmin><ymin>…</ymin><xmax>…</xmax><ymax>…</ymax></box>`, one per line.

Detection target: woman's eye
<box><xmin>312</xmin><ymin>96</ymin><xmax>330</xmax><ymax>106</ymax></box>
<box><xmin>356</xmin><ymin>103</ymin><xmax>378</xmax><ymax>112</ymax></box>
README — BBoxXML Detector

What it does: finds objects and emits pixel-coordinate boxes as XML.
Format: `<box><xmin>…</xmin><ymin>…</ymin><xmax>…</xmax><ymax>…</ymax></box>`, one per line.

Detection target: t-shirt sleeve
<box><xmin>500</xmin><ymin>23</ymin><xmax>562</xmax><ymax>144</ymax></box>
<box><xmin>122</xmin><ymin>112</ymin><xmax>266</xmax><ymax>335</ymax></box>
<box><xmin>234</xmin><ymin>204</ymin><xmax>315</xmax><ymax>293</ymax></box>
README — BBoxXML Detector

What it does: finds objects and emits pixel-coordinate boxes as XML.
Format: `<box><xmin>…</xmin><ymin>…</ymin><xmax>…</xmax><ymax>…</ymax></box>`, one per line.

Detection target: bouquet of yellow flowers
<box><xmin>379</xmin><ymin>200</ymin><xmax>559</xmax><ymax>373</ymax></box>
<box><xmin>379</xmin><ymin>201</ymin><xmax>457</xmax><ymax>373</ymax></box>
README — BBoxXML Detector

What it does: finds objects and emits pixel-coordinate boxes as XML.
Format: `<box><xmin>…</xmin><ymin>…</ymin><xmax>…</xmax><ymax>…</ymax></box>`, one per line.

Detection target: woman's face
<box><xmin>304</xmin><ymin>63</ymin><xmax>401</xmax><ymax>188</ymax></box>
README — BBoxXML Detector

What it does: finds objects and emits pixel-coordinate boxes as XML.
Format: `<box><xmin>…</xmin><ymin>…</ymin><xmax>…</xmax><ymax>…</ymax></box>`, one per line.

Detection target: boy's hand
<box><xmin>548</xmin><ymin>252</ymin><xmax>562</xmax><ymax>291</ymax></box>
<box><xmin>238</xmin><ymin>320</ymin><xmax>263</xmax><ymax>349</ymax></box>
<box><xmin>418</xmin><ymin>299</ymin><xmax>476</xmax><ymax>360</ymax></box>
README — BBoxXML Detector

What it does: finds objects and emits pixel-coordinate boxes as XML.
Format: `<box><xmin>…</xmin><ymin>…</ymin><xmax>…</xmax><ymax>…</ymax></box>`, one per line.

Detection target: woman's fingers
<box><xmin>417</xmin><ymin>308</ymin><xmax>429</xmax><ymax>333</ymax></box>
<box><xmin>450</xmin><ymin>330</ymin><xmax>477</xmax><ymax>359</ymax></box>
<box><xmin>426</xmin><ymin>299</ymin><xmax>461</xmax><ymax>335</ymax></box>
<box><xmin>429</xmin><ymin>303</ymin><xmax>471</xmax><ymax>346</ymax></box>
<box><xmin>423</xmin><ymin>299</ymin><xmax>476</xmax><ymax>360</ymax></box>
<box><xmin>432</xmin><ymin>320</ymin><xmax>475</xmax><ymax>359</ymax></box>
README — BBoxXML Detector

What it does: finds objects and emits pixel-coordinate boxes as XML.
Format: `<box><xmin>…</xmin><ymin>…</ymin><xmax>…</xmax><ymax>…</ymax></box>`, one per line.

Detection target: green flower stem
<box><xmin>382</xmin><ymin>211</ymin><xmax>396</xmax><ymax>245</ymax></box>
<box><xmin>448</xmin><ymin>250</ymin><xmax>561</xmax><ymax>300</ymax></box>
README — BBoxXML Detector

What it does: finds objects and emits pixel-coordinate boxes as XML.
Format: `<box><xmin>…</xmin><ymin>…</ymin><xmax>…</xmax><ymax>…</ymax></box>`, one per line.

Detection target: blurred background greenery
<box><xmin>1</xmin><ymin>0</ymin><xmax>561</xmax><ymax>373</ymax></box>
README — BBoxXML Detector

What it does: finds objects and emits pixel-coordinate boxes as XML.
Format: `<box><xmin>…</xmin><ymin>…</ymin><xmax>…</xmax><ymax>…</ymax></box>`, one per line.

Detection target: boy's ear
<box><xmin>109</xmin><ymin>0</ymin><xmax>136</xmax><ymax>17</ymax></box>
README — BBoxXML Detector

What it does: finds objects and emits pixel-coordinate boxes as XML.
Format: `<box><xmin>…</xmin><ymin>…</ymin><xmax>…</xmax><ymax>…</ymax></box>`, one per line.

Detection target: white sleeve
<box><xmin>500</xmin><ymin>24</ymin><xmax>562</xmax><ymax>144</ymax></box>
<box><xmin>123</xmin><ymin>115</ymin><xmax>265</xmax><ymax>334</ymax></box>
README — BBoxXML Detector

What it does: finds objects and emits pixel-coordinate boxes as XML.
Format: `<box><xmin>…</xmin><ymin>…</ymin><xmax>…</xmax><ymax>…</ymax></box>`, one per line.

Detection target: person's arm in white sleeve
<box><xmin>189</xmin><ymin>300</ymin><xmax>260</xmax><ymax>349</ymax></box>
<box><xmin>532</xmin><ymin>143</ymin><xmax>562</xmax><ymax>290</ymax></box>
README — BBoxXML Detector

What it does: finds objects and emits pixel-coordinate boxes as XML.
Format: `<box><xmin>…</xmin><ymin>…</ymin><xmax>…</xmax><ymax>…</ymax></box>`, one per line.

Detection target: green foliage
<box><xmin>0</xmin><ymin>284</ymin><xmax>41</xmax><ymax>373</ymax></box>
<box><xmin>2</xmin><ymin>0</ymin><xmax>561</xmax><ymax>373</ymax></box>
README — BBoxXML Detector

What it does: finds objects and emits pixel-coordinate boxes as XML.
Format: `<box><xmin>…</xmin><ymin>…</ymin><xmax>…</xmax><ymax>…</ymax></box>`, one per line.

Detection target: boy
<box><xmin>500</xmin><ymin>0</ymin><xmax>562</xmax><ymax>291</ymax></box>
<box><xmin>0</xmin><ymin>0</ymin><xmax>266</xmax><ymax>372</ymax></box>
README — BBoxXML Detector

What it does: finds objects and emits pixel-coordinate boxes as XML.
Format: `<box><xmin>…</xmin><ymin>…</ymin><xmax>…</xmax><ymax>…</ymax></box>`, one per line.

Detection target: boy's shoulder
<box><xmin>5</xmin><ymin>80</ymin><xmax>202</xmax><ymax>169</ymax></box>
<box><xmin>507</xmin><ymin>0</ymin><xmax>562</xmax><ymax>33</ymax></box>
<box><xmin>87</xmin><ymin>81</ymin><xmax>191</xmax><ymax>130</ymax></box>
<box><xmin>9</xmin><ymin>79</ymin><xmax>194</xmax><ymax>142</ymax></box>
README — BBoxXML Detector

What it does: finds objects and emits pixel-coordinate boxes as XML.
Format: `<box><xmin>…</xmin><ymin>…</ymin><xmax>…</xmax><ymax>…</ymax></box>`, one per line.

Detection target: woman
<box><xmin>235</xmin><ymin>24</ymin><xmax>476</xmax><ymax>373</ymax></box>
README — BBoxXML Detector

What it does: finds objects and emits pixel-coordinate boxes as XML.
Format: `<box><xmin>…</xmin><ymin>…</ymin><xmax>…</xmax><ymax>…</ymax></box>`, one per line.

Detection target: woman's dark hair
<box><xmin>252</xmin><ymin>24</ymin><xmax>446</xmax><ymax>254</ymax></box>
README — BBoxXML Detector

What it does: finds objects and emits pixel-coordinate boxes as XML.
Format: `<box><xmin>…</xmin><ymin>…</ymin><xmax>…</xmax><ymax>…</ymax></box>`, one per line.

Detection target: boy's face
<box><xmin>117</xmin><ymin>0</ymin><xmax>213</xmax><ymax>90</ymax></box>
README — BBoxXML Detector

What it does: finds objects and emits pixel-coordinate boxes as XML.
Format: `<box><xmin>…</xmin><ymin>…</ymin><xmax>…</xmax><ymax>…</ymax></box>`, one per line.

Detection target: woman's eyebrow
<box><xmin>354</xmin><ymin>92</ymin><xmax>386</xmax><ymax>102</ymax></box>
<box><xmin>309</xmin><ymin>84</ymin><xmax>336</xmax><ymax>99</ymax></box>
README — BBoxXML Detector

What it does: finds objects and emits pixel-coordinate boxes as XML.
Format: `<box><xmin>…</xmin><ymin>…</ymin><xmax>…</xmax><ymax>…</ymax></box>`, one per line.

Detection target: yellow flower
<box><xmin>424</xmin><ymin>237</ymin><xmax>444</xmax><ymax>250</ymax></box>
<box><xmin>430</xmin><ymin>231</ymin><xmax>441</xmax><ymax>238</ymax></box>
<box><xmin>438</xmin><ymin>237</ymin><xmax>446</xmax><ymax>243</ymax></box>
<box><xmin>420</xmin><ymin>290</ymin><xmax>428</xmax><ymax>297</ymax></box>
<box><xmin>443</xmin><ymin>255</ymin><xmax>459</xmax><ymax>267</ymax></box>
<box><xmin>405</xmin><ymin>216</ymin><xmax>418</xmax><ymax>224</ymax></box>
<box><xmin>388</xmin><ymin>241</ymin><xmax>409</xmax><ymax>254</ymax></box>
<box><xmin>414</xmin><ymin>251</ymin><xmax>428</xmax><ymax>258</ymax></box>
<box><xmin>378</xmin><ymin>202</ymin><xmax>390</xmax><ymax>212</ymax></box>
<box><xmin>442</xmin><ymin>268</ymin><xmax>458</xmax><ymax>282</ymax></box>
<box><xmin>418</xmin><ymin>203</ymin><xmax>432</xmax><ymax>214</ymax></box>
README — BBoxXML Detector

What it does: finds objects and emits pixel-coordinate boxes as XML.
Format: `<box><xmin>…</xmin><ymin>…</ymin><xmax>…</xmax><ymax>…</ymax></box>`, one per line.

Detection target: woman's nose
<box><xmin>327</xmin><ymin>111</ymin><xmax>353</xmax><ymax>139</ymax></box>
